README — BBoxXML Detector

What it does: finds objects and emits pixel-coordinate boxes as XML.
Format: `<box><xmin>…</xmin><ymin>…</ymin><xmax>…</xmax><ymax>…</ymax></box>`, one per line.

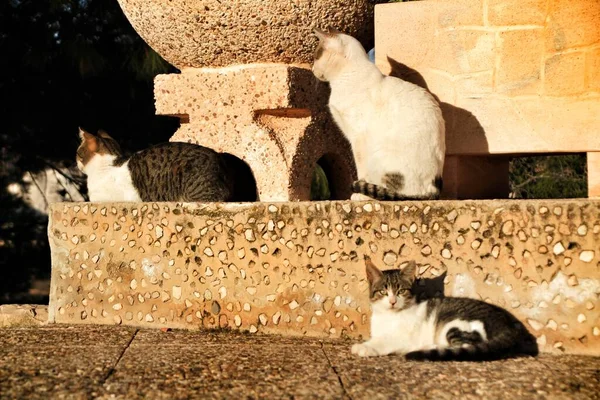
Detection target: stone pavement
<box><xmin>0</xmin><ymin>325</ymin><xmax>598</xmax><ymax>399</ymax></box>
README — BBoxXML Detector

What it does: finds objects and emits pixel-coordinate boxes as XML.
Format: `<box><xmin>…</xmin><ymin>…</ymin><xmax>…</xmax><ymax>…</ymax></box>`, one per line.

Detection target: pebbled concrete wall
<box><xmin>48</xmin><ymin>200</ymin><xmax>600</xmax><ymax>355</ymax></box>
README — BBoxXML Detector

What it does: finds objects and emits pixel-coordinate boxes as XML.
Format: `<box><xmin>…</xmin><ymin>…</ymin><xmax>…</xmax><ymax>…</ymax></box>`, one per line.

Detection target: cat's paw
<box><xmin>351</xmin><ymin>193</ymin><xmax>373</xmax><ymax>201</ymax></box>
<box><xmin>351</xmin><ymin>343</ymin><xmax>379</xmax><ymax>357</ymax></box>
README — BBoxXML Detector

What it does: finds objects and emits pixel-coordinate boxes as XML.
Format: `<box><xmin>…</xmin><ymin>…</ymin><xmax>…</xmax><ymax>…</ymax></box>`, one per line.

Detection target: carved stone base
<box><xmin>154</xmin><ymin>65</ymin><xmax>356</xmax><ymax>202</ymax></box>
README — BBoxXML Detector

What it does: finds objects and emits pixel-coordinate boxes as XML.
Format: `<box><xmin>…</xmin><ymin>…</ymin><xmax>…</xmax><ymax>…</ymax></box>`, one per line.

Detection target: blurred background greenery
<box><xmin>0</xmin><ymin>0</ymin><xmax>587</xmax><ymax>304</ymax></box>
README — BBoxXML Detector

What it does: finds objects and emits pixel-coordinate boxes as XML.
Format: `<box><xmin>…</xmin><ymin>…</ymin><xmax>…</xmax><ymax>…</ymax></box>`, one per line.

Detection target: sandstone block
<box><xmin>546</xmin><ymin>0</ymin><xmax>600</xmax><ymax>51</ymax></box>
<box><xmin>487</xmin><ymin>0</ymin><xmax>547</xmax><ymax>26</ymax></box>
<box><xmin>454</xmin><ymin>71</ymin><xmax>494</xmax><ymax>96</ymax></box>
<box><xmin>588</xmin><ymin>152</ymin><xmax>600</xmax><ymax>198</ymax></box>
<box><xmin>375</xmin><ymin>0</ymin><xmax>600</xmax><ymax>204</ymax></box>
<box><xmin>434</xmin><ymin>0</ymin><xmax>485</xmax><ymax>28</ymax></box>
<box><xmin>428</xmin><ymin>30</ymin><xmax>497</xmax><ymax>76</ymax></box>
<box><xmin>544</xmin><ymin>52</ymin><xmax>586</xmax><ymax>96</ymax></box>
<box><xmin>496</xmin><ymin>29</ymin><xmax>544</xmax><ymax>95</ymax></box>
<box><xmin>587</xmin><ymin>48</ymin><xmax>600</xmax><ymax>91</ymax></box>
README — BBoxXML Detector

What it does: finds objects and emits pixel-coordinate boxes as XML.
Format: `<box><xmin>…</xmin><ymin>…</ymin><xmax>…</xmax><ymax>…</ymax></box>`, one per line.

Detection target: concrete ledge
<box><xmin>0</xmin><ymin>304</ymin><xmax>48</xmax><ymax>328</ymax></box>
<box><xmin>48</xmin><ymin>200</ymin><xmax>600</xmax><ymax>355</ymax></box>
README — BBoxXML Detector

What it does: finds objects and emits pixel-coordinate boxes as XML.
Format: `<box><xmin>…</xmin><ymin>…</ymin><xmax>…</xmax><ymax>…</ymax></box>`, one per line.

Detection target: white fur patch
<box><xmin>436</xmin><ymin>319</ymin><xmax>488</xmax><ymax>346</ymax></box>
<box><xmin>362</xmin><ymin>300</ymin><xmax>438</xmax><ymax>356</ymax></box>
<box><xmin>83</xmin><ymin>154</ymin><xmax>141</xmax><ymax>202</ymax></box>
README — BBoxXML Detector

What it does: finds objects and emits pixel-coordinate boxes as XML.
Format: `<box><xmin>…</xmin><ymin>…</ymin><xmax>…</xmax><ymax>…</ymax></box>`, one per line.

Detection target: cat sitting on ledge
<box><xmin>76</xmin><ymin>128</ymin><xmax>257</xmax><ymax>203</ymax></box>
<box><xmin>312</xmin><ymin>28</ymin><xmax>445</xmax><ymax>201</ymax></box>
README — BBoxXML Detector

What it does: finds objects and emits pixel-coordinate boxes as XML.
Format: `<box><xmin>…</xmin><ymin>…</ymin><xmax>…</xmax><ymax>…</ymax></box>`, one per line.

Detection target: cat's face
<box><xmin>312</xmin><ymin>28</ymin><xmax>365</xmax><ymax>82</ymax></box>
<box><xmin>76</xmin><ymin>128</ymin><xmax>122</xmax><ymax>172</ymax></box>
<box><xmin>365</xmin><ymin>257</ymin><xmax>417</xmax><ymax>312</ymax></box>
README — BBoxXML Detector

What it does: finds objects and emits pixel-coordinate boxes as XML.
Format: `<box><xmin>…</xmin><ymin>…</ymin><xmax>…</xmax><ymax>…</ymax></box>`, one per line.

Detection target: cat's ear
<box><xmin>402</xmin><ymin>261</ymin><xmax>418</xmax><ymax>283</ymax></box>
<box><xmin>97</xmin><ymin>129</ymin><xmax>113</xmax><ymax>140</ymax></box>
<box><xmin>364</xmin><ymin>256</ymin><xmax>384</xmax><ymax>286</ymax></box>
<box><xmin>79</xmin><ymin>127</ymin><xmax>95</xmax><ymax>142</ymax></box>
<box><xmin>313</xmin><ymin>27</ymin><xmax>328</xmax><ymax>41</ymax></box>
<box><xmin>79</xmin><ymin>128</ymin><xmax>98</xmax><ymax>152</ymax></box>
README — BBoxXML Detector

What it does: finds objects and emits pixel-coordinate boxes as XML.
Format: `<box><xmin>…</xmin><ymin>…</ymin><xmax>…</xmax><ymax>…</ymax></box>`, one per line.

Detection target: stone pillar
<box><xmin>117</xmin><ymin>0</ymin><xmax>386</xmax><ymax>201</ymax></box>
<box><xmin>588</xmin><ymin>152</ymin><xmax>600</xmax><ymax>198</ymax></box>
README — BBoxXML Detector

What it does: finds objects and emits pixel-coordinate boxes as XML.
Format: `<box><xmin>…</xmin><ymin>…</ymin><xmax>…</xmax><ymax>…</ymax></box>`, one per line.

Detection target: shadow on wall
<box><xmin>220</xmin><ymin>153</ymin><xmax>258</xmax><ymax>202</ymax></box>
<box><xmin>385</xmin><ymin>56</ymin><xmax>489</xmax><ymax>155</ymax></box>
<box><xmin>414</xmin><ymin>271</ymin><xmax>447</xmax><ymax>301</ymax></box>
<box><xmin>285</xmin><ymin>67</ymin><xmax>358</xmax><ymax>201</ymax></box>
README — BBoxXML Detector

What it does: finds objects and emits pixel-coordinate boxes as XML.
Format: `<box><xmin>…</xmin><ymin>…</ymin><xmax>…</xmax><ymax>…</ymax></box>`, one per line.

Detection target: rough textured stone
<box><xmin>546</xmin><ymin>0</ymin><xmax>600</xmax><ymax>51</ymax></box>
<box><xmin>588</xmin><ymin>48</ymin><xmax>600</xmax><ymax>91</ymax></box>
<box><xmin>544</xmin><ymin>52</ymin><xmax>586</xmax><ymax>96</ymax></box>
<box><xmin>496</xmin><ymin>29</ymin><xmax>544</xmax><ymax>95</ymax></box>
<box><xmin>488</xmin><ymin>0</ymin><xmax>548</xmax><ymax>26</ymax></box>
<box><xmin>1</xmin><ymin>326</ymin><xmax>599</xmax><ymax>399</ymax></box>
<box><xmin>155</xmin><ymin>64</ymin><xmax>356</xmax><ymax>202</ymax></box>
<box><xmin>0</xmin><ymin>304</ymin><xmax>48</xmax><ymax>328</ymax></box>
<box><xmin>48</xmin><ymin>200</ymin><xmax>600</xmax><ymax>356</ymax></box>
<box><xmin>116</xmin><ymin>0</ymin><xmax>384</xmax><ymax>69</ymax></box>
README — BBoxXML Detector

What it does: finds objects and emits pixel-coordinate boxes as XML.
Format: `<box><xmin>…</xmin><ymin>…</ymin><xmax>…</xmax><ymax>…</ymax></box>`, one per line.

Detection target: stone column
<box><xmin>117</xmin><ymin>0</ymin><xmax>386</xmax><ymax>201</ymax></box>
<box><xmin>588</xmin><ymin>152</ymin><xmax>600</xmax><ymax>198</ymax></box>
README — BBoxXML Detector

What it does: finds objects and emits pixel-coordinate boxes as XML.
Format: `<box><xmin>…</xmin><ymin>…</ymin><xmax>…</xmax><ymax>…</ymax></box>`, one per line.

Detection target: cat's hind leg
<box><xmin>446</xmin><ymin>327</ymin><xmax>483</xmax><ymax>347</ymax></box>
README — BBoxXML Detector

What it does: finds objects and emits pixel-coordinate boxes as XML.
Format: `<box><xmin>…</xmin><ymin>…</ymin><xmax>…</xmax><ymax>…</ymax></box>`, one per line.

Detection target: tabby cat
<box><xmin>312</xmin><ymin>29</ymin><xmax>445</xmax><ymax>200</ymax></box>
<box><xmin>76</xmin><ymin>128</ymin><xmax>256</xmax><ymax>202</ymax></box>
<box><xmin>352</xmin><ymin>257</ymin><xmax>538</xmax><ymax>361</ymax></box>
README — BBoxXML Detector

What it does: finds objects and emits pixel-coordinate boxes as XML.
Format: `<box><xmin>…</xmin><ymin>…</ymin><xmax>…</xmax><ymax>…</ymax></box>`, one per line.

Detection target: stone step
<box><xmin>48</xmin><ymin>200</ymin><xmax>600</xmax><ymax>356</ymax></box>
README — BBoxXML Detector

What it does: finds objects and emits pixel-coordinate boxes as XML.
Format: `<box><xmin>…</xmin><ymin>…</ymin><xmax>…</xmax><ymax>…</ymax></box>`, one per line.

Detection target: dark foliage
<box><xmin>0</xmin><ymin>0</ymin><xmax>178</xmax><ymax>302</ymax></box>
<box><xmin>509</xmin><ymin>155</ymin><xmax>587</xmax><ymax>199</ymax></box>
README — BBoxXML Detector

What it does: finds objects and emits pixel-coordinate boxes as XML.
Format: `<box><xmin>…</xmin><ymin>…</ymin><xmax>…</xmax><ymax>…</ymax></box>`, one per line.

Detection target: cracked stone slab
<box><xmin>102</xmin><ymin>343</ymin><xmax>343</xmax><ymax>398</ymax></box>
<box><xmin>0</xmin><ymin>324</ymin><xmax>137</xmax><ymax>347</ymax></box>
<box><xmin>1</xmin><ymin>326</ymin><xmax>598</xmax><ymax>399</ymax></box>
<box><xmin>0</xmin><ymin>326</ymin><xmax>137</xmax><ymax>399</ymax></box>
<box><xmin>321</xmin><ymin>343</ymin><xmax>600</xmax><ymax>399</ymax></box>
<box><xmin>131</xmin><ymin>329</ymin><xmax>340</xmax><ymax>347</ymax></box>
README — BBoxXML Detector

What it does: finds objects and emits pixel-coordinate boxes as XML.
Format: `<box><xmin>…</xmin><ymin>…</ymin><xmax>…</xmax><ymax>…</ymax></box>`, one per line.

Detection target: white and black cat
<box><xmin>76</xmin><ymin>128</ymin><xmax>256</xmax><ymax>202</ymax></box>
<box><xmin>312</xmin><ymin>29</ymin><xmax>445</xmax><ymax>200</ymax></box>
<box><xmin>352</xmin><ymin>257</ymin><xmax>538</xmax><ymax>361</ymax></box>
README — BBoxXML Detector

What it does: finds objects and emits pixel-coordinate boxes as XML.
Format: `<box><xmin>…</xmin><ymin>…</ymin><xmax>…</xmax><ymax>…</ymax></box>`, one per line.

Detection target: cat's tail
<box><xmin>351</xmin><ymin>180</ymin><xmax>440</xmax><ymax>201</ymax></box>
<box><xmin>404</xmin><ymin>331</ymin><xmax>538</xmax><ymax>362</ymax></box>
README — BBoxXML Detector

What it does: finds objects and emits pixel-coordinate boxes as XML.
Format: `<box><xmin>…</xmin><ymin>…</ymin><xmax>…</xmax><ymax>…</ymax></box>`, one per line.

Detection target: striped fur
<box><xmin>352</xmin><ymin>177</ymin><xmax>443</xmax><ymax>201</ymax></box>
<box><xmin>405</xmin><ymin>329</ymin><xmax>537</xmax><ymax>362</ymax></box>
